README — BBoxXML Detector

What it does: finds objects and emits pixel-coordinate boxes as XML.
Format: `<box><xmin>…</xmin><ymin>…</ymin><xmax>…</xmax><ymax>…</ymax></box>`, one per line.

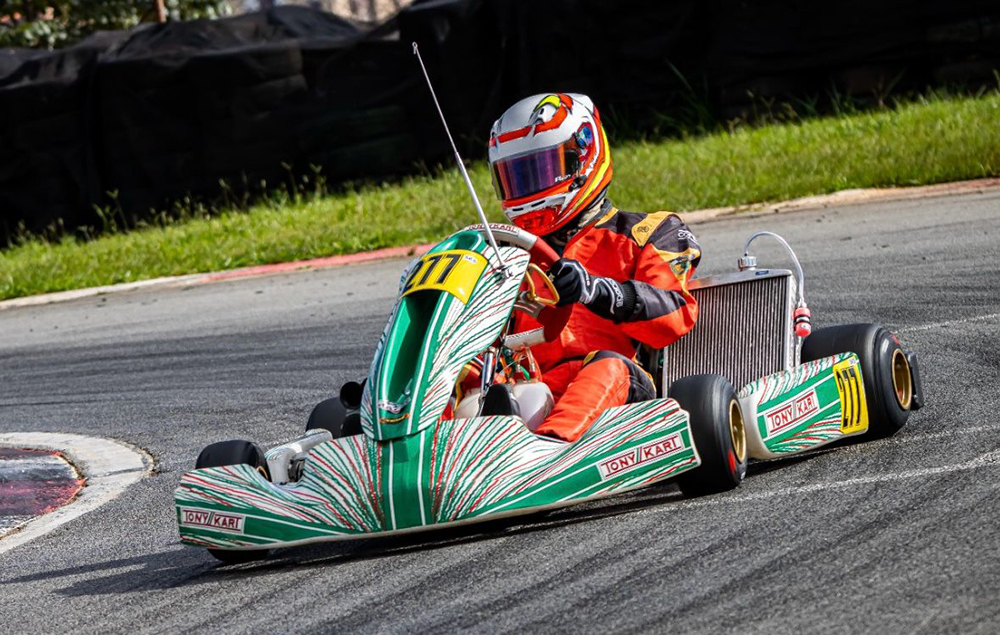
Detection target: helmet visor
<box><xmin>491</xmin><ymin>140</ymin><xmax>581</xmax><ymax>202</ymax></box>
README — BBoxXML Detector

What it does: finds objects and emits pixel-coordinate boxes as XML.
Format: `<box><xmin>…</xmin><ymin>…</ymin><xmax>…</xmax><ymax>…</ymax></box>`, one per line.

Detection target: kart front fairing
<box><xmin>363</xmin><ymin>228</ymin><xmax>529</xmax><ymax>440</ymax></box>
<box><xmin>177</xmin><ymin>402</ymin><xmax>698</xmax><ymax>549</ymax></box>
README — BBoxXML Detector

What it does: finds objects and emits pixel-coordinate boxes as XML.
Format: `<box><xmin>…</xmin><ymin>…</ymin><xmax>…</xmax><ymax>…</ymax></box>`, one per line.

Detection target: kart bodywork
<box><xmin>175</xmin><ymin>225</ymin><xmax>919</xmax><ymax>554</ymax></box>
<box><xmin>177</xmin><ymin>403</ymin><xmax>696</xmax><ymax>548</ymax></box>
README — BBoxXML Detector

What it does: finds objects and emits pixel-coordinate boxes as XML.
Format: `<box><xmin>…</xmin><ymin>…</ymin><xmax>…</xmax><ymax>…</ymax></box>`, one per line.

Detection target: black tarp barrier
<box><xmin>2</xmin><ymin>1</ymin><xmax>999</xmax><ymax>242</ymax></box>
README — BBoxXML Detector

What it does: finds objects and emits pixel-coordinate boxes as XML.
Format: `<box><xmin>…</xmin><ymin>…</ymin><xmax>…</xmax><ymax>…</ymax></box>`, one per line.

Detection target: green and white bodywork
<box><xmin>739</xmin><ymin>351</ymin><xmax>868</xmax><ymax>458</ymax></box>
<box><xmin>175</xmin><ymin>226</ymin><xmax>874</xmax><ymax>552</ymax></box>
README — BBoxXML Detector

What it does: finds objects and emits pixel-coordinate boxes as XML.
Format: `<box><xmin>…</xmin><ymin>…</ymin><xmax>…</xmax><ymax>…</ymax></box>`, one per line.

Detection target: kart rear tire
<box><xmin>305</xmin><ymin>397</ymin><xmax>361</xmax><ymax>438</ymax></box>
<box><xmin>671</xmin><ymin>374</ymin><xmax>748</xmax><ymax>497</ymax></box>
<box><xmin>800</xmin><ymin>324</ymin><xmax>913</xmax><ymax>438</ymax></box>
<box><xmin>195</xmin><ymin>440</ymin><xmax>271</xmax><ymax>564</ymax></box>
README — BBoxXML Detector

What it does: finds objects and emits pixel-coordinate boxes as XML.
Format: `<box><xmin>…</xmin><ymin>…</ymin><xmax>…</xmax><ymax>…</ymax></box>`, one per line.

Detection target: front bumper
<box><xmin>176</xmin><ymin>399</ymin><xmax>699</xmax><ymax>551</ymax></box>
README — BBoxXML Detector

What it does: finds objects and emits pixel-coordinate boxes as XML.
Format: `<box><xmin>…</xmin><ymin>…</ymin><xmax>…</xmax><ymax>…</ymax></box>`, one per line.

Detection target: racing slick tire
<box><xmin>800</xmin><ymin>324</ymin><xmax>917</xmax><ymax>439</ymax></box>
<box><xmin>195</xmin><ymin>440</ymin><xmax>271</xmax><ymax>564</ymax></box>
<box><xmin>306</xmin><ymin>381</ymin><xmax>363</xmax><ymax>438</ymax></box>
<box><xmin>670</xmin><ymin>374</ymin><xmax>748</xmax><ymax>497</ymax></box>
<box><xmin>305</xmin><ymin>398</ymin><xmax>362</xmax><ymax>438</ymax></box>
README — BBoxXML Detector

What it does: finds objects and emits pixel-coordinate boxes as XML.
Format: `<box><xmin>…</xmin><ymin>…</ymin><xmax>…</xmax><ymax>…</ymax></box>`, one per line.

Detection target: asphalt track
<box><xmin>1</xmin><ymin>191</ymin><xmax>998</xmax><ymax>634</ymax></box>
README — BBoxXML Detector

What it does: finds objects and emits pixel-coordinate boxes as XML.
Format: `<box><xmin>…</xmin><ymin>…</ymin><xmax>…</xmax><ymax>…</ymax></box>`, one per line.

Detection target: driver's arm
<box><xmin>550</xmin><ymin>213</ymin><xmax>700</xmax><ymax>348</ymax></box>
<box><xmin>618</xmin><ymin>214</ymin><xmax>700</xmax><ymax>348</ymax></box>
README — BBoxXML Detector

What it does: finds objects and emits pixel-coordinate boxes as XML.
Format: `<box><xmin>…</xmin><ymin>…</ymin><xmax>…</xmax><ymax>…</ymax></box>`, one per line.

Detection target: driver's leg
<box><xmin>536</xmin><ymin>351</ymin><xmax>656</xmax><ymax>442</ymax></box>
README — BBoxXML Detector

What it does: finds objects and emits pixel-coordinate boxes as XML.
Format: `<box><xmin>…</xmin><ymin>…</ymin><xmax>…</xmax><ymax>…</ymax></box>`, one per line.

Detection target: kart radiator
<box><xmin>660</xmin><ymin>269</ymin><xmax>798</xmax><ymax>392</ymax></box>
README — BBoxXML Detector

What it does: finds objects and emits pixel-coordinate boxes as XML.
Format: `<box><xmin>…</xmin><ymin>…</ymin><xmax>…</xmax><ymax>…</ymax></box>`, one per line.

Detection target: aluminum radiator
<box><xmin>660</xmin><ymin>269</ymin><xmax>798</xmax><ymax>392</ymax></box>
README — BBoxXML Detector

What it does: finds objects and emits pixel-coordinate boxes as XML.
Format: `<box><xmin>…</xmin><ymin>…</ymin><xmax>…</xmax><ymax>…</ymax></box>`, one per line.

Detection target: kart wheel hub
<box><xmin>728</xmin><ymin>399</ymin><xmax>747</xmax><ymax>463</ymax></box>
<box><xmin>891</xmin><ymin>348</ymin><xmax>913</xmax><ymax>410</ymax></box>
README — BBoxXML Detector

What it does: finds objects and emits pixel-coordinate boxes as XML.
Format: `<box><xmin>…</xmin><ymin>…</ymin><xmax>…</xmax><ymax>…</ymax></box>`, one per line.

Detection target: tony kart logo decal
<box><xmin>179</xmin><ymin>507</ymin><xmax>246</xmax><ymax>534</ymax></box>
<box><xmin>597</xmin><ymin>433</ymin><xmax>684</xmax><ymax>480</ymax></box>
<box><xmin>764</xmin><ymin>389</ymin><xmax>819</xmax><ymax>436</ymax></box>
<box><xmin>378</xmin><ymin>399</ymin><xmax>408</xmax><ymax>415</ymax></box>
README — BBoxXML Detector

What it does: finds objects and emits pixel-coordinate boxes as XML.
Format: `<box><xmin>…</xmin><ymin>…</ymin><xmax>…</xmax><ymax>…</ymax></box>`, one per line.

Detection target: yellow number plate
<box><xmin>833</xmin><ymin>357</ymin><xmax>869</xmax><ymax>434</ymax></box>
<box><xmin>402</xmin><ymin>249</ymin><xmax>488</xmax><ymax>304</ymax></box>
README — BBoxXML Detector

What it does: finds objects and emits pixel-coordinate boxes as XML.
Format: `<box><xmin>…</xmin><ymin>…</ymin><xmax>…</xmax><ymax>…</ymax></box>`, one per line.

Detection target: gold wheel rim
<box><xmin>729</xmin><ymin>399</ymin><xmax>747</xmax><ymax>463</ymax></box>
<box><xmin>891</xmin><ymin>348</ymin><xmax>913</xmax><ymax>410</ymax></box>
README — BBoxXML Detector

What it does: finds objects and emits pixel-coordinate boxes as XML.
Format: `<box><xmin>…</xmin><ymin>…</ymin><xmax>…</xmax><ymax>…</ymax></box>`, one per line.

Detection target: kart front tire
<box><xmin>671</xmin><ymin>374</ymin><xmax>748</xmax><ymax>497</ymax></box>
<box><xmin>305</xmin><ymin>397</ymin><xmax>361</xmax><ymax>438</ymax></box>
<box><xmin>194</xmin><ymin>440</ymin><xmax>271</xmax><ymax>564</ymax></box>
<box><xmin>800</xmin><ymin>324</ymin><xmax>914</xmax><ymax>438</ymax></box>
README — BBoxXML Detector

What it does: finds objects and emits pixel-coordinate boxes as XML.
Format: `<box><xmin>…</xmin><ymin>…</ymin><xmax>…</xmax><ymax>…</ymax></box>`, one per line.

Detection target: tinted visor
<box><xmin>491</xmin><ymin>139</ymin><xmax>581</xmax><ymax>201</ymax></box>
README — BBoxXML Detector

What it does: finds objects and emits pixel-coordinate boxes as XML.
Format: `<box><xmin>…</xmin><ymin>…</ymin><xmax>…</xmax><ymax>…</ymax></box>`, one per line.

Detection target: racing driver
<box><xmin>488</xmin><ymin>93</ymin><xmax>701</xmax><ymax>442</ymax></box>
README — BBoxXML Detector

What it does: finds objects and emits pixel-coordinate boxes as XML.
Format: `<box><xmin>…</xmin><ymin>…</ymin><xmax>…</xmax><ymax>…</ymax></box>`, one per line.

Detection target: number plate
<box><xmin>402</xmin><ymin>249</ymin><xmax>488</xmax><ymax>304</ymax></box>
<box><xmin>833</xmin><ymin>357</ymin><xmax>869</xmax><ymax>434</ymax></box>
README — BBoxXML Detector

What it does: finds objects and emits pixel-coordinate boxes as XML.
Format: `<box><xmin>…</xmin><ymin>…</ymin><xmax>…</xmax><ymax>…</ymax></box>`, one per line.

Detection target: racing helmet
<box><xmin>488</xmin><ymin>93</ymin><xmax>613</xmax><ymax>236</ymax></box>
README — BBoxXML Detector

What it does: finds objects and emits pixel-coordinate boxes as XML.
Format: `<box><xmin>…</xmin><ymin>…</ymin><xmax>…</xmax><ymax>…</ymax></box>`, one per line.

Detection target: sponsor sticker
<box><xmin>468</xmin><ymin>223</ymin><xmax>520</xmax><ymax>232</ymax></box>
<box><xmin>378</xmin><ymin>398</ymin><xmax>408</xmax><ymax>415</ymax></box>
<box><xmin>597</xmin><ymin>433</ymin><xmax>684</xmax><ymax>480</ymax></box>
<box><xmin>179</xmin><ymin>507</ymin><xmax>246</xmax><ymax>534</ymax></box>
<box><xmin>678</xmin><ymin>228</ymin><xmax>698</xmax><ymax>243</ymax></box>
<box><xmin>763</xmin><ymin>388</ymin><xmax>820</xmax><ymax>436</ymax></box>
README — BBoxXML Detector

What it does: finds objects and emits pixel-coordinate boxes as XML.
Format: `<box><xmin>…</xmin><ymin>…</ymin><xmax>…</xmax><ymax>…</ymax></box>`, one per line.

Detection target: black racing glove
<box><xmin>548</xmin><ymin>258</ymin><xmax>637</xmax><ymax>322</ymax></box>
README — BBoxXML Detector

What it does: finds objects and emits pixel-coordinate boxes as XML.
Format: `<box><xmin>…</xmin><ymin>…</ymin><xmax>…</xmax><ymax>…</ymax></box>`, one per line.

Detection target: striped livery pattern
<box><xmin>739</xmin><ymin>353</ymin><xmax>860</xmax><ymax>455</ymax></box>
<box><xmin>175</xmin><ymin>398</ymin><xmax>699</xmax><ymax>549</ymax></box>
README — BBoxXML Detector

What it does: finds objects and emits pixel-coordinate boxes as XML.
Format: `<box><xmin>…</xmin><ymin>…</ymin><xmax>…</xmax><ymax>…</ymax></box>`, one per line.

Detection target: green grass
<box><xmin>2</xmin><ymin>92</ymin><xmax>999</xmax><ymax>301</ymax></box>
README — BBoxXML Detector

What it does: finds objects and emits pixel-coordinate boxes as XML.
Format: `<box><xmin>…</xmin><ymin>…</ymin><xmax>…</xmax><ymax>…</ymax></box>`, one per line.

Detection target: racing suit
<box><xmin>525</xmin><ymin>200</ymin><xmax>701</xmax><ymax>442</ymax></box>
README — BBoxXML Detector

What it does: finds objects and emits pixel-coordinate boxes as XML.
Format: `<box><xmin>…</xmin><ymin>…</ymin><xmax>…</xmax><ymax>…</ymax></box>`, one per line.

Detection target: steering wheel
<box><xmin>470</xmin><ymin>223</ymin><xmax>558</xmax><ymax>267</ymax></box>
<box><xmin>471</xmin><ymin>224</ymin><xmax>570</xmax><ymax>349</ymax></box>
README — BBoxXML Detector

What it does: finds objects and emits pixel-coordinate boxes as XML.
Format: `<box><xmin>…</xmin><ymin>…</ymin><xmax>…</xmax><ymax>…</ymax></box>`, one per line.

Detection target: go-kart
<box><xmin>175</xmin><ymin>224</ymin><xmax>924</xmax><ymax>563</ymax></box>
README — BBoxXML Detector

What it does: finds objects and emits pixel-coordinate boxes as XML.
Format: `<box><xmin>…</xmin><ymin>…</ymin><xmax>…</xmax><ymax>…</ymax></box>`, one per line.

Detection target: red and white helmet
<box><xmin>488</xmin><ymin>93</ymin><xmax>613</xmax><ymax>236</ymax></box>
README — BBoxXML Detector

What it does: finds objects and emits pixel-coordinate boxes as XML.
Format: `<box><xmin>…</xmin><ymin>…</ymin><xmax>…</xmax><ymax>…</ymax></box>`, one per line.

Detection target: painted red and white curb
<box><xmin>0</xmin><ymin>433</ymin><xmax>151</xmax><ymax>555</ymax></box>
<box><xmin>0</xmin><ymin>244</ymin><xmax>434</xmax><ymax>311</ymax></box>
<box><xmin>0</xmin><ymin>448</ymin><xmax>84</xmax><ymax>539</ymax></box>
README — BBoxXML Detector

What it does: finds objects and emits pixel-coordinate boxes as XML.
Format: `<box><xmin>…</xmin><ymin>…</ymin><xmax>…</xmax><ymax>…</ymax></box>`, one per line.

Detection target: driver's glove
<box><xmin>549</xmin><ymin>258</ymin><xmax>637</xmax><ymax>322</ymax></box>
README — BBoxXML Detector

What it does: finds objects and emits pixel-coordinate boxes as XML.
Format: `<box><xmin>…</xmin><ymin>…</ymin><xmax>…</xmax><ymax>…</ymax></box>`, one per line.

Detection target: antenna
<box><xmin>412</xmin><ymin>42</ymin><xmax>510</xmax><ymax>277</ymax></box>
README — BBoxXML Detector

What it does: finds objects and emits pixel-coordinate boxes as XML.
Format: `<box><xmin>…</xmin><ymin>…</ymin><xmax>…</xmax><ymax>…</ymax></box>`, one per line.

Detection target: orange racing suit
<box><xmin>522</xmin><ymin>201</ymin><xmax>702</xmax><ymax>442</ymax></box>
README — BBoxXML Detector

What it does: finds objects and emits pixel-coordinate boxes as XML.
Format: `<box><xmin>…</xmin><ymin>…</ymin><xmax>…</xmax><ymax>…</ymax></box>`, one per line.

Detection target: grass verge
<box><xmin>2</xmin><ymin>91</ymin><xmax>1000</xmax><ymax>301</ymax></box>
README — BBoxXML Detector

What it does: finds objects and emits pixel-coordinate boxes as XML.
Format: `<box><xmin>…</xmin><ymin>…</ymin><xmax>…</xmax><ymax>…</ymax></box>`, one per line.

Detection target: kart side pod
<box><xmin>657</xmin><ymin>260</ymin><xmax>920</xmax><ymax>459</ymax></box>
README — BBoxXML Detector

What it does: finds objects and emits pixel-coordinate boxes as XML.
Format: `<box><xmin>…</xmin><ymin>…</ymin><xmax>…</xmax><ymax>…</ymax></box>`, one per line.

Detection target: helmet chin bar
<box><xmin>512</xmin><ymin>212</ymin><xmax>556</xmax><ymax>234</ymax></box>
<box><xmin>504</xmin><ymin>193</ymin><xmax>570</xmax><ymax>234</ymax></box>
<box><xmin>539</xmin><ymin>190</ymin><xmax>608</xmax><ymax>238</ymax></box>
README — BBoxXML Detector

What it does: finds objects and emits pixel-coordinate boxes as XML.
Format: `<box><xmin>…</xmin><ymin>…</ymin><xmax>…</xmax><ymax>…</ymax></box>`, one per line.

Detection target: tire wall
<box><xmin>2</xmin><ymin>0</ymin><xmax>999</xmax><ymax>241</ymax></box>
